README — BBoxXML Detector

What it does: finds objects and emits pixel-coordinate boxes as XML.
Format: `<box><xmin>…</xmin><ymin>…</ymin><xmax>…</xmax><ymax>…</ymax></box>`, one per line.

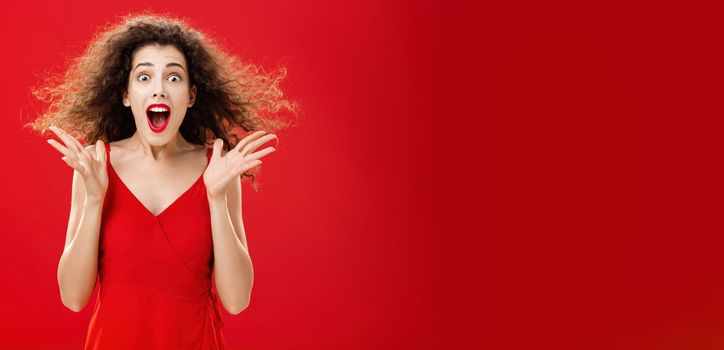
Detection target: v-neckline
<box><xmin>107</xmin><ymin>143</ymin><xmax>209</xmax><ymax>218</ymax></box>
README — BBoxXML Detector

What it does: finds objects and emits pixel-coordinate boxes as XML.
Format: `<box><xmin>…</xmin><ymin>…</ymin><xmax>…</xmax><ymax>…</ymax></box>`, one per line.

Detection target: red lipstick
<box><xmin>146</xmin><ymin>103</ymin><xmax>171</xmax><ymax>133</ymax></box>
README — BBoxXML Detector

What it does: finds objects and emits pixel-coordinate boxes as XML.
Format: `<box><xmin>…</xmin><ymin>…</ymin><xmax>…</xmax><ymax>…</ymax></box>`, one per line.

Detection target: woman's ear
<box><xmin>189</xmin><ymin>85</ymin><xmax>197</xmax><ymax>107</ymax></box>
<box><xmin>122</xmin><ymin>90</ymin><xmax>131</xmax><ymax>107</ymax></box>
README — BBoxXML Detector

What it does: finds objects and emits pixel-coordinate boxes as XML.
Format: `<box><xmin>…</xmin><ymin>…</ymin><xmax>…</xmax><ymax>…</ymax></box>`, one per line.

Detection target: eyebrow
<box><xmin>134</xmin><ymin>62</ymin><xmax>186</xmax><ymax>72</ymax></box>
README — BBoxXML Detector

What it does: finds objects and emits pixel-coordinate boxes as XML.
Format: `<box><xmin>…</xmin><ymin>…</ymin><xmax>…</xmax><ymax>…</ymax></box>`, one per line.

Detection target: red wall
<box><xmin>481</xmin><ymin>1</ymin><xmax>724</xmax><ymax>349</ymax></box>
<box><xmin>0</xmin><ymin>0</ymin><xmax>478</xmax><ymax>349</ymax></box>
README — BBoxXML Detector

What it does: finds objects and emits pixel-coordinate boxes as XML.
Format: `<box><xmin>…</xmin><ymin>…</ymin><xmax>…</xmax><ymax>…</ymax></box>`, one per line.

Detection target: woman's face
<box><xmin>123</xmin><ymin>44</ymin><xmax>196</xmax><ymax>145</ymax></box>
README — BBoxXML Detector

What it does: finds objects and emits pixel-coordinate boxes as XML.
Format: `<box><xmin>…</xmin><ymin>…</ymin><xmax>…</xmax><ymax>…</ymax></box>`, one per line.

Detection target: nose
<box><xmin>152</xmin><ymin>80</ymin><xmax>167</xmax><ymax>98</ymax></box>
<box><xmin>153</xmin><ymin>89</ymin><xmax>167</xmax><ymax>98</ymax></box>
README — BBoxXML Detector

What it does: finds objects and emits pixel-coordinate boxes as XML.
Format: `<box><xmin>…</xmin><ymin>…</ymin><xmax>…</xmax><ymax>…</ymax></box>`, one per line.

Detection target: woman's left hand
<box><xmin>204</xmin><ymin>131</ymin><xmax>277</xmax><ymax>199</ymax></box>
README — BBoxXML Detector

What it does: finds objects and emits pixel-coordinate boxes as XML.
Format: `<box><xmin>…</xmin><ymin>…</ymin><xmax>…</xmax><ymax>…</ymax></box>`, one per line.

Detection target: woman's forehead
<box><xmin>131</xmin><ymin>44</ymin><xmax>187</xmax><ymax>69</ymax></box>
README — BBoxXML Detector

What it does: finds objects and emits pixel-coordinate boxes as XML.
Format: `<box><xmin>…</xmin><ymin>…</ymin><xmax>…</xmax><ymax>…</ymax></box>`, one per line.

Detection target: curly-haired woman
<box><xmin>27</xmin><ymin>12</ymin><xmax>297</xmax><ymax>349</ymax></box>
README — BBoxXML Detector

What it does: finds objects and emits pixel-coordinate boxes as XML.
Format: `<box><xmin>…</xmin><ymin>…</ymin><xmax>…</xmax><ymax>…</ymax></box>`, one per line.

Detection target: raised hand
<box><xmin>47</xmin><ymin>126</ymin><xmax>109</xmax><ymax>201</ymax></box>
<box><xmin>204</xmin><ymin>131</ymin><xmax>277</xmax><ymax>198</ymax></box>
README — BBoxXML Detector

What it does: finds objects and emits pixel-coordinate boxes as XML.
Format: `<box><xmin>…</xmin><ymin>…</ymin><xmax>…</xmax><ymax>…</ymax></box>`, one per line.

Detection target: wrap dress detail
<box><xmin>83</xmin><ymin>142</ymin><xmax>226</xmax><ymax>349</ymax></box>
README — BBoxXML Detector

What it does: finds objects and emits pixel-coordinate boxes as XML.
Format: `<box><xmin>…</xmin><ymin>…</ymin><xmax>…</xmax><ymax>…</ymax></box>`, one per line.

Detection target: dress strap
<box><xmin>104</xmin><ymin>142</ymin><xmax>111</xmax><ymax>167</ymax></box>
<box><xmin>206</xmin><ymin>147</ymin><xmax>213</xmax><ymax>163</ymax></box>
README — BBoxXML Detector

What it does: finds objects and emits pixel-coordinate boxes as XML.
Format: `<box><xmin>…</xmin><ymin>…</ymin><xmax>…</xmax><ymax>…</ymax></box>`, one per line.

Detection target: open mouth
<box><xmin>146</xmin><ymin>104</ymin><xmax>171</xmax><ymax>133</ymax></box>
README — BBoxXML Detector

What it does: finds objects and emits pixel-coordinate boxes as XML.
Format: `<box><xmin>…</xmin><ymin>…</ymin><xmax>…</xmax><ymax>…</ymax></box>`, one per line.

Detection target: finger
<box><xmin>244</xmin><ymin>146</ymin><xmax>276</xmax><ymax>162</ymax></box>
<box><xmin>69</xmin><ymin>134</ymin><xmax>88</xmax><ymax>156</ymax></box>
<box><xmin>51</xmin><ymin>126</ymin><xmax>84</xmax><ymax>150</ymax></box>
<box><xmin>48</xmin><ymin>126</ymin><xmax>72</xmax><ymax>148</ymax></box>
<box><xmin>238</xmin><ymin>160</ymin><xmax>262</xmax><ymax>174</ymax></box>
<box><xmin>64</xmin><ymin>128</ymin><xmax>86</xmax><ymax>153</ymax></box>
<box><xmin>77</xmin><ymin>143</ymin><xmax>99</xmax><ymax>166</ymax></box>
<box><xmin>237</xmin><ymin>131</ymin><xmax>267</xmax><ymax>150</ymax></box>
<box><xmin>48</xmin><ymin>125</ymin><xmax>65</xmax><ymax>139</ymax></box>
<box><xmin>52</xmin><ymin>127</ymin><xmax>82</xmax><ymax>154</ymax></box>
<box><xmin>241</xmin><ymin>134</ymin><xmax>278</xmax><ymax>156</ymax></box>
<box><xmin>231</xmin><ymin>139</ymin><xmax>246</xmax><ymax>154</ymax></box>
<box><xmin>47</xmin><ymin>139</ymin><xmax>70</xmax><ymax>156</ymax></box>
<box><xmin>96</xmin><ymin>140</ymin><xmax>106</xmax><ymax>164</ymax></box>
<box><xmin>212</xmin><ymin>139</ymin><xmax>223</xmax><ymax>159</ymax></box>
<box><xmin>49</xmin><ymin>126</ymin><xmax>74</xmax><ymax>148</ymax></box>
<box><xmin>241</xmin><ymin>134</ymin><xmax>277</xmax><ymax>156</ymax></box>
<box><xmin>78</xmin><ymin>158</ymin><xmax>92</xmax><ymax>171</ymax></box>
<box><xmin>77</xmin><ymin>148</ymin><xmax>94</xmax><ymax>165</ymax></box>
<box><xmin>61</xmin><ymin>156</ymin><xmax>83</xmax><ymax>173</ymax></box>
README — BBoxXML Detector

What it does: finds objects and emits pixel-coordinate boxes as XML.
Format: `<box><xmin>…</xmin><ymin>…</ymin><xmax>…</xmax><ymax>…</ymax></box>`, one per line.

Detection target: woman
<box><xmin>27</xmin><ymin>13</ymin><xmax>296</xmax><ymax>349</ymax></box>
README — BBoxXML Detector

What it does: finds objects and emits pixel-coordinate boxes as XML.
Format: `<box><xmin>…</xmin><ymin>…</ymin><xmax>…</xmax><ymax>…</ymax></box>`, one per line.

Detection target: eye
<box><xmin>168</xmin><ymin>74</ymin><xmax>181</xmax><ymax>82</ymax></box>
<box><xmin>137</xmin><ymin>74</ymin><xmax>150</xmax><ymax>82</ymax></box>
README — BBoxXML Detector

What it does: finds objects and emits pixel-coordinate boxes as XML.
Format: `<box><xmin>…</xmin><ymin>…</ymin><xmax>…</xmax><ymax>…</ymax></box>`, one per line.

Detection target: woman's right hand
<box><xmin>47</xmin><ymin>126</ymin><xmax>109</xmax><ymax>201</ymax></box>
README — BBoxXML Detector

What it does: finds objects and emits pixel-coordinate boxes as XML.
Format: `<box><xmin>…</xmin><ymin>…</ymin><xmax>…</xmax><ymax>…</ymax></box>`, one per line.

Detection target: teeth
<box><xmin>149</xmin><ymin>106</ymin><xmax>169</xmax><ymax>112</ymax></box>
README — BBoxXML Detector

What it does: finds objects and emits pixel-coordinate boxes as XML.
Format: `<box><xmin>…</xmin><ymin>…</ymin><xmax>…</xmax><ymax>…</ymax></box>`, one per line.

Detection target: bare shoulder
<box><xmin>192</xmin><ymin>144</ymin><xmax>211</xmax><ymax>159</ymax></box>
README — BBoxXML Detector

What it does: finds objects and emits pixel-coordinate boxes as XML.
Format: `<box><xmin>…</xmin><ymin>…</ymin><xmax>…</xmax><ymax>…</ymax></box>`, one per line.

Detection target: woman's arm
<box><xmin>208</xmin><ymin>151</ymin><xmax>254</xmax><ymax>315</ymax></box>
<box><xmin>56</xmin><ymin>147</ymin><xmax>104</xmax><ymax>312</ymax></box>
<box><xmin>226</xmin><ymin>175</ymin><xmax>248</xmax><ymax>250</ymax></box>
<box><xmin>204</xmin><ymin>134</ymin><xmax>274</xmax><ymax>315</ymax></box>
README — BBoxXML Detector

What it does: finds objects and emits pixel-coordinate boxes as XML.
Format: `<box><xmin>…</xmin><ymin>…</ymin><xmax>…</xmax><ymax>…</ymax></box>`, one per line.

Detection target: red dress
<box><xmin>84</xmin><ymin>143</ymin><xmax>226</xmax><ymax>349</ymax></box>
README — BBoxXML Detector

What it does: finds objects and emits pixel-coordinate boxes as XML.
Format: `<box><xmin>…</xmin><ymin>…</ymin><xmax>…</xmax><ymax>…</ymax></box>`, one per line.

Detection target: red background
<box><xmin>482</xmin><ymin>1</ymin><xmax>724</xmax><ymax>349</ymax></box>
<box><xmin>0</xmin><ymin>0</ymin><xmax>480</xmax><ymax>349</ymax></box>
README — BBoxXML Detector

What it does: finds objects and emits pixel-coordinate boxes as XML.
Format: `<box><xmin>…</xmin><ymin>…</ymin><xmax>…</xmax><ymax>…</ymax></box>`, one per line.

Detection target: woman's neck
<box><xmin>127</xmin><ymin>132</ymin><xmax>191</xmax><ymax>161</ymax></box>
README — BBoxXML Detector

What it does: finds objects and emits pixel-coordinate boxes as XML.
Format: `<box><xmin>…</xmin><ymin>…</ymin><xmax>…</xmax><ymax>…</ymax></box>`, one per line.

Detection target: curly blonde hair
<box><xmin>26</xmin><ymin>12</ymin><xmax>299</xmax><ymax>190</ymax></box>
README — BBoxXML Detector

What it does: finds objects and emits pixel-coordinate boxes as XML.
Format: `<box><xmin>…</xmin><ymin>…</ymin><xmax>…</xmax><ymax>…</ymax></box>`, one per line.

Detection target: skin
<box><xmin>48</xmin><ymin>44</ymin><xmax>277</xmax><ymax>314</ymax></box>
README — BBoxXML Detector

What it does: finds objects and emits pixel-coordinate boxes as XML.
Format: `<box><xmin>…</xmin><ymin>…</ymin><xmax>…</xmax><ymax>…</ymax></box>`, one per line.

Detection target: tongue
<box><xmin>151</xmin><ymin>114</ymin><xmax>166</xmax><ymax>126</ymax></box>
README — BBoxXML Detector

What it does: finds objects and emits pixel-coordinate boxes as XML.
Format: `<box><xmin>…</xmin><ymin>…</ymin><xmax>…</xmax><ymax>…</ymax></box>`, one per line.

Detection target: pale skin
<box><xmin>48</xmin><ymin>44</ymin><xmax>276</xmax><ymax>315</ymax></box>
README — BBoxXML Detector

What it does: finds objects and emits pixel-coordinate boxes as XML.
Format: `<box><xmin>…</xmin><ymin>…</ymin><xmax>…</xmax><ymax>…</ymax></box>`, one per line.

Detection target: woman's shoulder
<box><xmin>183</xmin><ymin>143</ymin><xmax>212</xmax><ymax>161</ymax></box>
<box><xmin>191</xmin><ymin>143</ymin><xmax>211</xmax><ymax>154</ymax></box>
